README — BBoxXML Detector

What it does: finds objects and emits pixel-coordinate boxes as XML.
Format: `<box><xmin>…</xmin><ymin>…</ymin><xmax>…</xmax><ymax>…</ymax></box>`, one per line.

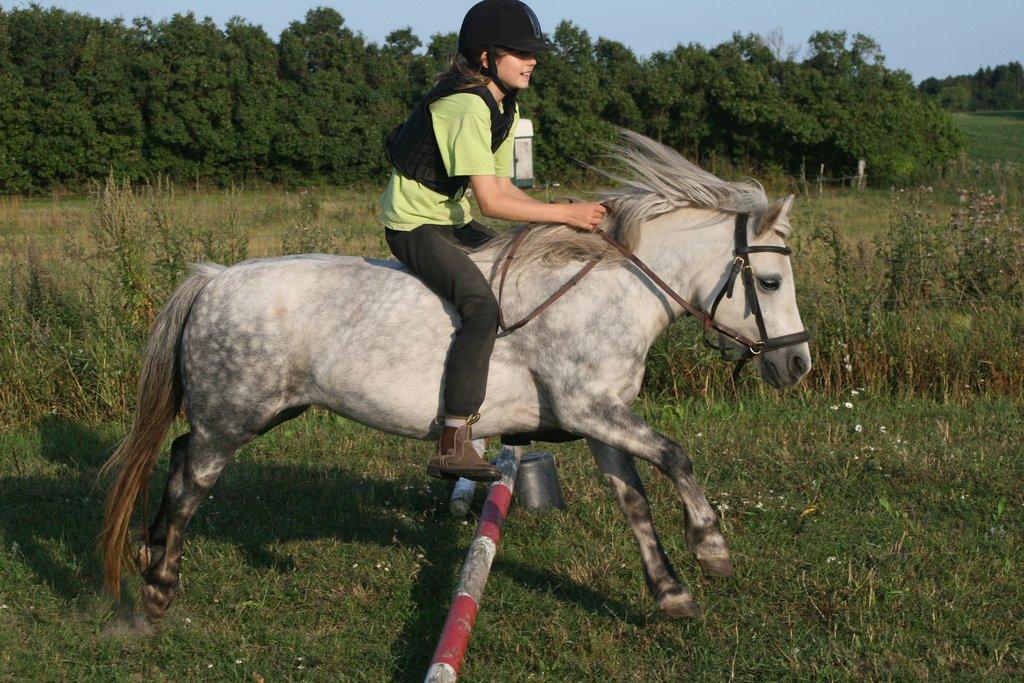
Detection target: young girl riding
<box><xmin>380</xmin><ymin>0</ymin><xmax>606</xmax><ymax>482</ymax></box>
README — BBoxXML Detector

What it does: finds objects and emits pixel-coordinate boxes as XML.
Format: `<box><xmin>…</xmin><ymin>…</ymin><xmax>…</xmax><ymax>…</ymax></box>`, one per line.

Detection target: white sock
<box><xmin>444</xmin><ymin>415</ymin><xmax>469</xmax><ymax>428</ymax></box>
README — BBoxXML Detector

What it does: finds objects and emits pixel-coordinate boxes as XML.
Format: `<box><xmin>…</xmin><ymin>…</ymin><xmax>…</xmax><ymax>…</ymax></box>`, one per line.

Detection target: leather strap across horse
<box><xmin>494</xmin><ymin>212</ymin><xmax>809</xmax><ymax>370</ymax></box>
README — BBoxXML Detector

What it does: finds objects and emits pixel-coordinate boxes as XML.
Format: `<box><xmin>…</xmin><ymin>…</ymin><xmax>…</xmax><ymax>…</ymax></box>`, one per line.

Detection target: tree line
<box><xmin>918</xmin><ymin>61</ymin><xmax>1024</xmax><ymax>112</ymax></box>
<box><xmin>0</xmin><ymin>5</ymin><xmax>962</xmax><ymax>194</ymax></box>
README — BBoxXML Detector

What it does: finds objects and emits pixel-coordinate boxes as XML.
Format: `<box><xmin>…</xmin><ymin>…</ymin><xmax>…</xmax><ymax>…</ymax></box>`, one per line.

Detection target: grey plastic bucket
<box><xmin>514</xmin><ymin>451</ymin><xmax>565</xmax><ymax>510</ymax></box>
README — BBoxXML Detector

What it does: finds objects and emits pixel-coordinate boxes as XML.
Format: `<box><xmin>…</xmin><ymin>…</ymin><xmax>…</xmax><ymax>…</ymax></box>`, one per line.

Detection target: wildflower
<box><xmin>851</xmin><ymin>389</ymin><xmax>860</xmax><ymax>396</ymax></box>
<box><xmin>830</xmin><ymin>405</ymin><xmax>839</xmax><ymax>411</ymax></box>
<box><xmin>235</xmin><ymin>660</ymin><xmax>243</xmax><ymax>665</ymax></box>
<box><xmin>855</xmin><ymin>424</ymin><xmax>863</xmax><ymax>433</ymax></box>
<box><xmin>844</xmin><ymin>402</ymin><xmax>853</xmax><ymax>409</ymax></box>
<box><xmin>826</xmin><ymin>556</ymin><xmax>837</xmax><ymax>563</ymax></box>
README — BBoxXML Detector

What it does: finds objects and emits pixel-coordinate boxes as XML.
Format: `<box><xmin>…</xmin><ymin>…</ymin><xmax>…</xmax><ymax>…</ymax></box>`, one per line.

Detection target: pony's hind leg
<box><xmin>588</xmin><ymin>439</ymin><xmax>698</xmax><ymax>618</ymax></box>
<box><xmin>139</xmin><ymin>427</ymin><xmax>245</xmax><ymax>623</ymax></box>
<box><xmin>138</xmin><ymin>433</ymin><xmax>190</xmax><ymax>576</ymax></box>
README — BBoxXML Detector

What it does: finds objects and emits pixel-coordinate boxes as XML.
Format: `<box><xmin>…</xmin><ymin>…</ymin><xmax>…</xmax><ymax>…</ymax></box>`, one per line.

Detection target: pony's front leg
<box><xmin>588</xmin><ymin>439</ymin><xmax>698</xmax><ymax>617</ymax></box>
<box><xmin>566</xmin><ymin>401</ymin><xmax>734</xmax><ymax>577</ymax></box>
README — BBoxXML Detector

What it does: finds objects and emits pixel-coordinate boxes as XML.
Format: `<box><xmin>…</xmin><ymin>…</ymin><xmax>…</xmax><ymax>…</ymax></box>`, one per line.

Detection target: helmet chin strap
<box><xmin>483</xmin><ymin>45</ymin><xmax>518</xmax><ymax>99</ymax></box>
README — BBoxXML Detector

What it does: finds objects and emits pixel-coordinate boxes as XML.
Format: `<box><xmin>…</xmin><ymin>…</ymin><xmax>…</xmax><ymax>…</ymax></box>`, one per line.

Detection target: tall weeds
<box><xmin>1</xmin><ymin>180</ymin><xmax>1021</xmax><ymax>425</ymax></box>
<box><xmin>646</xmin><ymin>187</ymin><xmax>1023</xmax><ymax>402</ymax></box>
<box><xmin>1</xmin><ymin>175</ymin><xmax>249</xmax><ymax>423</ymax></box>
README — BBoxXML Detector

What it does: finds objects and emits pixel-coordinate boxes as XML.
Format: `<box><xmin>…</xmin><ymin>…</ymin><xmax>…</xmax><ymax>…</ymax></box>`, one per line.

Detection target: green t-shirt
<box><xmin>379</xmin><ymin>92</ymin><xmax>519</xmax><ymax>231</ymax></box>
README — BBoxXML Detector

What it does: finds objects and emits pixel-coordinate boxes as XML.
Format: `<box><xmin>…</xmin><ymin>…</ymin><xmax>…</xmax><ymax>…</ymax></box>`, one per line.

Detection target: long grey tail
<box><xmin>99</xmin><ymin>262</ymin><xmax>224</xmax><ymax>597</ymax></box>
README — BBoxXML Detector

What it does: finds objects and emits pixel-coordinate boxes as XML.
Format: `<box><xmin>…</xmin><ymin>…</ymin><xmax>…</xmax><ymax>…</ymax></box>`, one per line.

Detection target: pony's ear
<box><xmin>755</xmin><ymin>194</ymin><xmax>795</xmax><ymax>236</ymax></box>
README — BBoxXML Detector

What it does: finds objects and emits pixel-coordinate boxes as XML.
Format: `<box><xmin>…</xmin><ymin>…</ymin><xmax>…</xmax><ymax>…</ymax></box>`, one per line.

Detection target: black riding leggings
<box><xmin>385</xmin><ymin>221</ymin><xmax>498</xmax><ymax>417</ymax></box>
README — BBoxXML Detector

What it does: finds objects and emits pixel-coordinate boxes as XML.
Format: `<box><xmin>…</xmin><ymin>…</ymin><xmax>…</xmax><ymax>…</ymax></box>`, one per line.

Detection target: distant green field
<box><xmin>952</xmin><ymin>111</ymin><xmax>1024</xmax><ymax>163</ymax></box>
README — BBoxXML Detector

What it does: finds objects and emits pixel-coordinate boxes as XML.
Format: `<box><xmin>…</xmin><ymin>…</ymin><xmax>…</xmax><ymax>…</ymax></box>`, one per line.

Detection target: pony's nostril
<box><xmin>791</xmin><ymin>353</ymin><xmax>808</xmax><ymax>374</ymax></box>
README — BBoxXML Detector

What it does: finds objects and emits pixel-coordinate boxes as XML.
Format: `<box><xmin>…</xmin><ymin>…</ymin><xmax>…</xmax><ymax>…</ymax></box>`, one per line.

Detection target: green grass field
<box><xmin>1</xmin><ymin>396</ymin><xmax>1021</xmax><ymax>679</ymax></box>
<box><xmin>953</xmin><ymin>111</ymin><xmax>1024</xmax><ymax>164</ymax></box>
<box><xmin>0</xmin><ymin>163</ymin><xmax>1021</xmax><ymax>678</ymax></box>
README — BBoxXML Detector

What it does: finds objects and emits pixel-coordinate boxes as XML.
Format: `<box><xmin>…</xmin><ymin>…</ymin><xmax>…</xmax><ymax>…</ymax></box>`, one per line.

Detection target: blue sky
<box><xmin>12</xmin><ymin>0</ymin><xmax>1023</xmax><ymax>82</ymax></box>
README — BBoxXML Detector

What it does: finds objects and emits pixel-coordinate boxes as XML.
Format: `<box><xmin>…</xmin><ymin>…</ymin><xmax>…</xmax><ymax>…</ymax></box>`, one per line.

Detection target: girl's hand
<box><xmin>562</xmin><ymin>202</ymin><xmax>607</xmax><ymax>231</ymax></box>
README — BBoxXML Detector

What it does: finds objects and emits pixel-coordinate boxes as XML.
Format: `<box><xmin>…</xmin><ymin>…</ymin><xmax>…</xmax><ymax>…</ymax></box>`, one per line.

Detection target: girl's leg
<box><xmin>385</xmin><ymin>225</ymin><xmax>501</xmax><ymax>481</ymax></box>
<box><xmin>386</xmin><ymin>225</ymin><xmax>499</xmax><ymax>417</ymax></box>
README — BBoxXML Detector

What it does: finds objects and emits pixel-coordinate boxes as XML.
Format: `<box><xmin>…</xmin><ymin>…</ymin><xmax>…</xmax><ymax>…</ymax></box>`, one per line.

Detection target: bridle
<box><xmin>495</xmin><ymin>212</ymin><xmax>810</xmax><ymax>378</ymax></box>
<box><xmin>700</xmin><ymin>213</ymin><xmax>810</xmax><ymax>377</ymax></box>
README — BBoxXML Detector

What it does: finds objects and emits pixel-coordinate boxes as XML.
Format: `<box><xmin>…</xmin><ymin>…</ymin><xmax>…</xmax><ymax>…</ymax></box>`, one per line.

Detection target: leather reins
<box><xmin>495</xmin><ymin>213</ymin><xmax>810</xmax><ymax>377</ymax></box>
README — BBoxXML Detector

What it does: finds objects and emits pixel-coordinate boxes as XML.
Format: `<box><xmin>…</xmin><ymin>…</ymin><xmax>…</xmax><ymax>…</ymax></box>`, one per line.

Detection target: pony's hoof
<box><xmin>657</xmin><ymin>590</ymin><xmax>700</xmax><ymax>618</ymax></box>
<box><xmin>141</xmin><ymin>584</ymin><xmax>172</xmax><ymax>624</ymax></box>
<box><xmin>697</xmin><ymin>556</ymin><xmax>735</xmax><ymax>577</ymax></box>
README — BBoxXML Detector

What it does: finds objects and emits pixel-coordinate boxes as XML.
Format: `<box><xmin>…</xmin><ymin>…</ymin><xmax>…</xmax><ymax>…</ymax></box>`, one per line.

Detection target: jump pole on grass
<box><xmin>425</xmin><ymin>444</ymin><xmax>524</xmax><ymax>682</ymax></box>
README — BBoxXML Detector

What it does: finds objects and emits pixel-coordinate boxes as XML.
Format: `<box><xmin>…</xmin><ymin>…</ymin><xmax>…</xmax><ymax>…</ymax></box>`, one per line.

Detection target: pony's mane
<box><xmin>478</xmin><ymin>128</ymin><xmax>770</xmax><ymax>269</ymax></box>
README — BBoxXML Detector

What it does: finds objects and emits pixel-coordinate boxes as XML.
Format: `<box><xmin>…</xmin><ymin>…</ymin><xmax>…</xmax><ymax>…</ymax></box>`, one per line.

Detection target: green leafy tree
<box><xmin>594</xmin><ymin>38</ymin><xmax>642</xmax><ymax>130</ymax></box>
<box><xmin>5</xmin><ymin>6</ymin><xmax>99</xmax><ymax>190</ymax></box>
<box><xmin>76</xmin><ymin>20</ymin><xmax>146</xmax><ymax>179</ymax></box>
<box><xmin>224</xmin><ymin>18</ymin><xmax>280</xmax><ymax>182</ymax></box>
<box><xmin>273</xmin><ymin>7</ymin><xmax>369</xmax><ymax>185</ymax></box>
<box><xmin>0</xmin><ymin>7</ymin><xmax>967</xmax><ymax>192</ymax></box>
<box><xmin>637</xmin><ymin>45</ymin><xmax>711</xmax><ymax>155</ymax></box>
<box><xmin>0</xmin><ymin>10</ymin><xmax>33</xmax><ymax>192</ymax></box>
<box><xmin>139</xmin><ymin>13</ymin><xmax>234</xmax><ymax>183</ymax></box>
<box><xmin>919</xmin><ymin>61</ymin><xmax>1022</xmax><ymax>111</ymax></box>
<box><xmin>528</xmin><ymin>21</ymin><xmax>613</xmax><ymax>181</ymax></box>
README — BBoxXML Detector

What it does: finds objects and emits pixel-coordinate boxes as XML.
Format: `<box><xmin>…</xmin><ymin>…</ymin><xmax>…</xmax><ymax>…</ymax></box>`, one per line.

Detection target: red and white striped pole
<box><xmin>425</xmin><ymin>444</ymin><xmax>523</xmax><ymax>682</ymax></box>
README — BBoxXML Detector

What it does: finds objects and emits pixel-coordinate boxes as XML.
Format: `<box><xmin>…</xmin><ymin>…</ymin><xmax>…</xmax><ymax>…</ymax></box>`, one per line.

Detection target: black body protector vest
<box><xmin>384</xmin><ymin>78</ymin><xmax>517</xmax><ymax>199</ymax></box>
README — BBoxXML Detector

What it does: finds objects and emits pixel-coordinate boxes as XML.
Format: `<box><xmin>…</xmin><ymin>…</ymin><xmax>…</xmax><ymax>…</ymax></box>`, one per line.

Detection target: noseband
<box><xmin>495</xmin><ymin>212</ymin><xmax>810</xmax><ymax>378</ymax></box>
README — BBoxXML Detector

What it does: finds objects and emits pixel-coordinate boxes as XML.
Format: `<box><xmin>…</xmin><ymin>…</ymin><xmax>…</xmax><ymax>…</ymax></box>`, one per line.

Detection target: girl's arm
<box><xmin>496</xmin><ymin>176</ymin><xmax>535</xmax><ymax>203</ymax></box>
<box><xmin>470</xmin><ymin>175</ymin><xmax>605</xmax><ymax>230</ymax></box>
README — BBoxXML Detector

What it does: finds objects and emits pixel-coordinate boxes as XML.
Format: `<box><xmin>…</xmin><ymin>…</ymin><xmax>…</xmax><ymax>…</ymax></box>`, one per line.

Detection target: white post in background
<box><xmin>511</xmin><ymin>118</ymin><xmax>534</xmax><ymax>189</ymax></box>
<box><xmin>857</xmin><ymin>159</ymin><xmax>866</xmax><ymax>190</ymax></box>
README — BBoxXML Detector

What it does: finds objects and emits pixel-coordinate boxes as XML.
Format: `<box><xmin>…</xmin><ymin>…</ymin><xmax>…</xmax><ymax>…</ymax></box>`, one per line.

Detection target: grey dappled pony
<box><xmin>100</xmin><ymin>130</ymin><xmax>811</xmax><ymax>623</ymax></box>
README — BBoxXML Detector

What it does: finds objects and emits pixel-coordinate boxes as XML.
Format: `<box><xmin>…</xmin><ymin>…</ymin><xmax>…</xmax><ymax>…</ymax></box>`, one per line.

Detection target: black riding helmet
<box><xmin>458</xmin><ymin>0</ymin><xmax>554</xmax><ymax>96</ymax></box>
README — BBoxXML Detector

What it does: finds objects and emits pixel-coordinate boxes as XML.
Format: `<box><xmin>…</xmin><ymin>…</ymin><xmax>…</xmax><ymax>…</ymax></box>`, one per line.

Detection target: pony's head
<box><xmin>706</xmin><ymin>195</ymin><xmax>811</xmax><ymax>388</ymax></box>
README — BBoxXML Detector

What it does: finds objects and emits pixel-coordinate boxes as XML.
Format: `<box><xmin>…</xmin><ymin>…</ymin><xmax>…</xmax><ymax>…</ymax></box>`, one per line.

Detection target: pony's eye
<box><xmin>758</xmin><ymin>277</ymin><xmax>780</xmax><ymax>292</ymax></box>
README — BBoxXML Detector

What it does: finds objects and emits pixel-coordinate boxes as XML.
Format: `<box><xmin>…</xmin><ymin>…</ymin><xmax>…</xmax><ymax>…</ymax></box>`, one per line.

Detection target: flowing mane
<box><xmin>478</xmin><ymin>128</ymin><xmax>769</xmax><ymax>269</ymax></box>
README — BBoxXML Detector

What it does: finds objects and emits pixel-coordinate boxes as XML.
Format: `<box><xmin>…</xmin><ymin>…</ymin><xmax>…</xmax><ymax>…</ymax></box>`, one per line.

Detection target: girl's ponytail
<box><xmin>434</xmin><ymin>45</ymin><xmax>506</xmax><ymax>89</ymax></box>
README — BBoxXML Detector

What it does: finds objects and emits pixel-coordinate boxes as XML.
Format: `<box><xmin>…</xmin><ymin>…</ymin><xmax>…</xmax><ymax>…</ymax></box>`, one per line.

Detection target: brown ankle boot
<box><xmin>427</xmin><ymin>417</ymin><xmax>502</xmax><ymax>482</ymax></box>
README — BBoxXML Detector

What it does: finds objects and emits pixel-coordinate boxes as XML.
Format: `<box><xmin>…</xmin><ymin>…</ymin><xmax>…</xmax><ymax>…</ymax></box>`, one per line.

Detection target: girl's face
<box><xmin>488</xmin><ymin>50</ymin><xmax>538</xmax><ymax>90</ymax></box>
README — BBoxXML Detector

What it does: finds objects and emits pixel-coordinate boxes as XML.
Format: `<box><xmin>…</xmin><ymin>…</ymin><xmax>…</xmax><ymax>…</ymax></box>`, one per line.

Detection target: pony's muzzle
<box><xmin>759</xmin><ymin>344</ymin><xmax>811</xmax><ymax>388</ymax></box>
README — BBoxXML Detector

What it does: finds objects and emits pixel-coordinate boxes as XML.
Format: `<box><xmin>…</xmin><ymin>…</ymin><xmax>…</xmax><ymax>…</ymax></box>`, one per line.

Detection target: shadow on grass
<box><xmin>3</xmin><ymin>417</ymin><xmax>642</xmax><ymax>677</ymax></box>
